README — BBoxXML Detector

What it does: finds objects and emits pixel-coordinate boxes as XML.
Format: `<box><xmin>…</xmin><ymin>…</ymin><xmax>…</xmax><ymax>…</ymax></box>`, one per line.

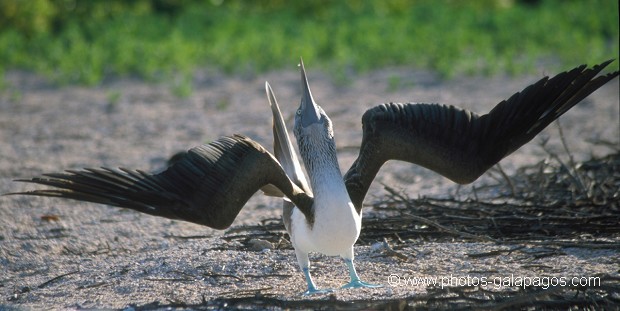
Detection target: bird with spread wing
<box><xmin>7</xmin><ymin>59</ymin><xmax>618</xmax><ymax>295</ymax></box>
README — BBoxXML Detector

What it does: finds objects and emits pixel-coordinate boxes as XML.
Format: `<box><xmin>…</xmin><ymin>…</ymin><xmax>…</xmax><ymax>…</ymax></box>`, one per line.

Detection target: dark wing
<box><xmin>8</xmin><ymin>135</ymin><xmax>313</xmax><ymax>230</ymax></box>
<box><xmin>345</xmin><ymin>60</ymin><xmax>619</xmax><ymax>212</ymax></box>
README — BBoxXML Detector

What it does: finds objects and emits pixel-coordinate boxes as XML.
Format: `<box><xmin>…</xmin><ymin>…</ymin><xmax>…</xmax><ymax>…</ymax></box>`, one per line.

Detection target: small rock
<box><xmin>248</xmin><ymin>239</ymin><xmax>273</xmax><ymax>251</ymax></box>
<box><xmin>370</xmin><ymin>241</ymin><xmax>386</xmax><ymax>252</ymax></box>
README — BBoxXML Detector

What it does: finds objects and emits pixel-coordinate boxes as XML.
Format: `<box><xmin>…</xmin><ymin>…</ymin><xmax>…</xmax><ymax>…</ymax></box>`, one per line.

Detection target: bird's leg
<box><xmin>301</xmin><ymin>267</ymin><xmax>332</xmax><ymax>295</ymax></box>
<box><xmin>296</xmin><ymin>250</ymin><xmax>332</xmax><ymax>295</ymax></box>
<box><xmin>341</xmin><ymin>258</ymin><xmax>383</xmax><ymax>289</ymax></box>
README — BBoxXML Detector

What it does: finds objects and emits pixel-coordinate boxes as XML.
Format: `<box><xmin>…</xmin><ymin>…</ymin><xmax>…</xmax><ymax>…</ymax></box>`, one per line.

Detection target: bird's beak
<box><xmin>299</xmin><ymin>58</ymin><xmax>321</xmax><ymax>127</ymax></box>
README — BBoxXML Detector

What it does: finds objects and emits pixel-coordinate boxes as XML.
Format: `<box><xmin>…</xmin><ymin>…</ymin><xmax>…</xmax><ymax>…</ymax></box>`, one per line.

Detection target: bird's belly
<box><xmin>291</xmin><ymin>201</ymin><xmax>361</xmax><ymax>257</ymax></box>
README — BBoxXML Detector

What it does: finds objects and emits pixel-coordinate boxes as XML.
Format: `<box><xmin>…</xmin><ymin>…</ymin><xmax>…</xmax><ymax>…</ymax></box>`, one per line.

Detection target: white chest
<box><xmin>290</xmin><ymin>181</ymin><xmax>361</xmax><ymax>257</ymax></box>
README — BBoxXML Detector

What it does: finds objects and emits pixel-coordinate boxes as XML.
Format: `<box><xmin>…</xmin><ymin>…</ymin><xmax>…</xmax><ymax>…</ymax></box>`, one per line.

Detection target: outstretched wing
<box><xmin>9</xmin><ymin>135</ymin><xmax>313</xmax><ymax>230</ymax></box>
<box><xmin>344</xmin><ymin>60</ymin><xmax>619</xmax><ymax>211</ymax></box>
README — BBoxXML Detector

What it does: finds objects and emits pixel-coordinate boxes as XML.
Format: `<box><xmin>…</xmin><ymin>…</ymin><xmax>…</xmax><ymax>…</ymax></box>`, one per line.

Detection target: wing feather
<box><xmin>265</xmin><ymin>82</ymin><xmax>312</xmax><ymax>232</ymax></box>
<box><xmin>9</xmin><ymin>135</ymin><xmax>313</xmax><ymax>230</ymax></box>
<box><xmin>345</xmin><ymin>61</ymin><xmax>618</xmax><ymax>212</ymax></box>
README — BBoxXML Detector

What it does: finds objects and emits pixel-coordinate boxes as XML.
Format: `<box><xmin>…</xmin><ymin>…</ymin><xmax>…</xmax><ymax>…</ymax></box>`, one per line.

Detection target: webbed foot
<box><xmin>301</xmin><ymin>267</ymin><xmax>332</xmax><ymax>295</ymax></box>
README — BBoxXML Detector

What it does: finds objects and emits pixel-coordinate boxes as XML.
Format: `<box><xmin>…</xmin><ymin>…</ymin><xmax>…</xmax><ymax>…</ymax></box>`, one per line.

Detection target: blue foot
<box><xmin>341</xmin><ymin>279</ymin><xmax>383</xmax><ymax>289</ymax></box>
<box><xmin>341</xmin><ymin>258</ymin><xmax>383</xmax><ymax>289</ymax></box>
<box><xmin>301</xmin><ymin>267</ymin><xmax>332</xmax><ymax>295</ymax></box>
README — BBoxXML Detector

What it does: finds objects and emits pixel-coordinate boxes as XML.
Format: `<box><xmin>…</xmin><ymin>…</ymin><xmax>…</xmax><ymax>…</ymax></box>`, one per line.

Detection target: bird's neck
<box><xmin>301</xmin><ymin>141</ymin><xmax>349</xmax><ymax>202</ymax></box>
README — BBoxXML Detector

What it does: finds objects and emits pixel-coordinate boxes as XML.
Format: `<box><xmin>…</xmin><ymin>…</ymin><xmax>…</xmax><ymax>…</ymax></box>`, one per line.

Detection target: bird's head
<box><xmin>293</xmin><ymin>59</ymin><xmax>337</xmax><ymax>172</ymax></box>
<box><xmin>294</xmin><ymin>59</ymin><xmax>334</xmax><ymax>143</ymax></box>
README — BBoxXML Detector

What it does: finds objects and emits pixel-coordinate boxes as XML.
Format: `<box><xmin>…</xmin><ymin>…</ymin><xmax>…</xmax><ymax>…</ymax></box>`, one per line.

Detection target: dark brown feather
<box><xmin>345</xmin><ymin>61</ymin><xmax>618</xmax><ymax>212</ymax></box>
<box><xmin>9</xmin><ymin>135</ymin><xmax>313</xmax><ymax>229</ymax></box>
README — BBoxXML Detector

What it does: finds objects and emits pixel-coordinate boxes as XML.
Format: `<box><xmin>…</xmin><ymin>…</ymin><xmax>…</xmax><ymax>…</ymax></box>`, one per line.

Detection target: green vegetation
<box><xmin>0</xmin><ymin>0</ymin><xmax>617</xmax><ymax>85</ymax></box>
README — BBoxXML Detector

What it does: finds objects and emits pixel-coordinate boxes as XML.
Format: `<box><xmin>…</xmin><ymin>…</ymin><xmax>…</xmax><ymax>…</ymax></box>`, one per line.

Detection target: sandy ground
<box><xmin>0</xmin><ymin>64</ymin><xmax>618</xmax><ymax>310</ymax></box>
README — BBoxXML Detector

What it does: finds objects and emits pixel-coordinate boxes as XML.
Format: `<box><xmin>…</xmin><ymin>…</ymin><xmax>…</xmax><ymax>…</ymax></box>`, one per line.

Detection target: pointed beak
<box><xmin>299</xmin><ymin>59</ymin><xmax>321</xmax><ymax>127</ymax></box>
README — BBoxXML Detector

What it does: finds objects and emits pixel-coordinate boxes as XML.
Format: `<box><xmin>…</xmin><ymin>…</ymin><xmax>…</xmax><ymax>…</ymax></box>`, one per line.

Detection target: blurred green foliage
<box><xmin>0</xmin><ymin>0</ymin><xmax>617</xmax><ymax>84</ymax></box>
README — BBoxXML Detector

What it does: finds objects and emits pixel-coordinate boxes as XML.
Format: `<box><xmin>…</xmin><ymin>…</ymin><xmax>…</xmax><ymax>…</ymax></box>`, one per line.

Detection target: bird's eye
<box><xmin>296</xmin><ymin>109</ymin><xmax>302</xmax><ymax>116</ymax></box>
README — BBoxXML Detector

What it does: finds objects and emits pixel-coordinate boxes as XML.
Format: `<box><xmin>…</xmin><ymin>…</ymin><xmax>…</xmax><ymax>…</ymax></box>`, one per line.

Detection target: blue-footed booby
<box><xmin>7</xmin><ymin>59</ymin><xmax>619</xmax><ymax>295</ymax></box>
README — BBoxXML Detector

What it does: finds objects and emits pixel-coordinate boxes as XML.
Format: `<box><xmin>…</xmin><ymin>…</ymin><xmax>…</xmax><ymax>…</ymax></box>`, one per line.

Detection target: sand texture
<box><xmin>1</xmin><ymin>66</ymin><xmax>618</xmax><ymax>310</ymax></box>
